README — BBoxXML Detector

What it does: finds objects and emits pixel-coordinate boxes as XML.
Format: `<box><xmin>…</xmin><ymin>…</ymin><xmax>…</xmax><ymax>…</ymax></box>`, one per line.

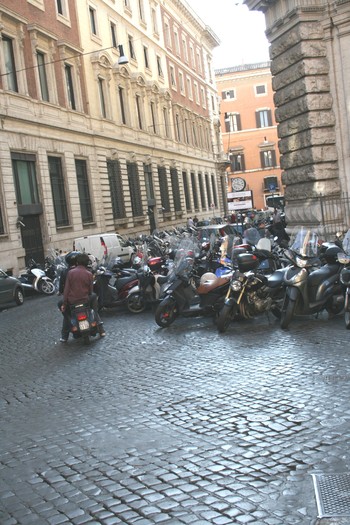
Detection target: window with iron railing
<box><xmin>170</xmin><ymin>168</ymin><xmax>182</xmax><ymax>212</ymax></box>
<box><xmin>75</xmin><ymin>159</ymin><xmax>93</xmax><ymax>224</ymax></box>
<box><xmin>127</xmin><ymin>162</ymin><xmax>143</xmax><ymax>217</ymax></box>
<box><xmin>48</xmin><ymin>156</ymin><xmax>69</xmax><ymax>227</ymax></box>
<box><xmin>107</xmin><ymin>160</ymin><xmax>126</xmax><ymax>219</ymax></box>
<box><xmin>158</xmin><ymin>166</ymin><xmax>170</xmax><ymax>212</ymax></box>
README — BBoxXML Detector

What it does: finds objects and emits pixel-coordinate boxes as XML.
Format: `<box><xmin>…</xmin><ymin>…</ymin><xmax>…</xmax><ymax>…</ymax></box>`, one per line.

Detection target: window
<box><xmin>222</xmin><ymin>89</ymin><xmax>235</xmax><ymax>100</ymax></box>
<box><xmin>174</xmin><ymin>29</ymin><xmax>180</xmax><ymax>54</ymax></box>
<box><xmin>37</xmin><ymin>51</ymin><xmax>49</xmax><ymax>101</ymax></box>
<box><xmin>12</xmin><ymin>155</ymin><xmax>40</xmax><ymax>205</ymax></box>
<box><xmin>162</xmin><ymin>107</ymin><xmax>170</xmax><ymax>138</ymax></box>
<box><xmin>128</xmin><ymin>35</ymin><xmax>136</xmax><ymax>60</ymax></box>
<box><xmin>75</xmin><ymin>159</ymin><xmax>93</xmax><ymax>224</ymax></box>
<box><xmin>138</xmin><ymin>0</ymin><xmax>145</xmax><ymax>21</ymax></box>
<box><xmin>224</xmin><ymin>113</ymin><xmax>241</xmax><ymax>132</ymax></box>
<box><xmin>179</xmin><ymin>71</ymin><xmax>185</xmax><ymax>94</ymax></box>
<box><xmin>186</xmin><ymin>77</ymin><xmax>192</xmax><ymax>100</ymax></box>
<box><xmin>184</xmin><ymin>118</ymin><xmax>190</xmax><ymax>144</ymax></box>
<box><xmin>118</xmin><ymin>86</ymin><xmax>127</xmax><ymax>125</ymax></box>
<box><xmin>169</xmin><ymin>65</ymin><xmax>176</xmax><ymax>88</ymax></box>
<box><xmin>151</xmin><ymin>8</ymin><xmax>158</xmax><ymax>34</ymax></box>
<box><xmin>256</xmin><ymin>109</ymin><xmax>272</xmax><ymax>128</ymax></box>
<box><xmin>189</xmin><ymin>43</ymin><xmax>195</xmax><ymax>67</ymax></box>
<box><xmin>135</xmin><ymin>94</ymin><xmax>143</xmax><ymax>129</ymax></box>
<box><xmin>158</xmin><ymin>166</ymin><xmax>170</xmax><ymax>212</ymax></box>
<box><xmin>0</xmin><ymin>203</ymin><xmax>4</xmax><ymax>235</ymax></box>
<box><xmin>205</xmin><ymin>173</ymin><xmax>212</xmax><ymax>208</ymax></box>
<box><xmin>255</xmin><ymin>84</ymin><xmax>267</xmax><ymax>95</ymax></box>
<box><xmin>198</xmin><ymin>173</ymin><xmax>206</xmax><ymax>209</ymax></box>
<box><xmin>56</xmin><ymin>0</ymin><xmax>68</xmax><ymax>17</ymax></box>
<box><xmin>201</xmin><ymin>86</ymin><xmax>206</xmax><ymax>108</ymax></box>
<box><xmin>182</xmin><ymin>171</ymin><xmax>191</xmax><ymax>211</ymax></box>
<box><xmin>175</xmin><ymin>113</ymin><xmax>181</xmax><ymax>141</ymax></box>
<box><xmin>150</xmin><ymin>101</ymin><xmax>157</xmax><ymax>133</ymax></box>
<box><xmin>196</xmin><ymin>50</ymin><xmax>202</xmax><ymax>74</ymax></box>
<box><xmin>156</xmin><ymin>55</ymin><xmax>163</xmax><ymax>77</ymax></box>
<box><xmin>107</xmin><ymin>160</ymin><xmax>126</xmax><ymax>219</ymax></box>
<box><xmin>211</xmin><ymin>174</ymin><xmax>218</xmax><ymax>207</ymax></box>
<box><xmin>194</xmin><ymin>81</ymin><xmax>199</xmax><ymax>104</ymax></box>
<box><xmin>190</xmin><ymin>172</ymin><xmax>199</xmax><ymax>210</ymax></box>
<box><xmin>144</xmin><ymin>163</ymin><xmax>155</xmax><ymax>201</ymax></box>
<box><xmin>110</xmin><ymin>22</ymin><xmax>118</xmax><ymax>48</ymax></box>
<box><xmin>229</xmin><ymin>153</ymin><xmax>245</xmax><ymax>172</ymax></box>
<box><xmin>2</xmin><ymin>36</ymin><xmax>18</xmax><ymax>92</ymax></box>
<box><xmin>98</xmin><ymin>77</ymin><xmax>107</xmax><ymax>118</ymax></box>
<box><xmin>89</xmin><ymin>6</ymin><xmax>97</xmax><ymax>35</ymax></box>
<box><xmin>170</xmin><ymin>168</ymin><xmax>182</xmax><ymax>212</ymax></box>
<box><xmin>64</xmin><ymin>63</ymin><xmax>76</xmax><ymax>110</ymax></box>
<box><xmin>264</xmin><ymin>176</ymin><xmax>278</xmax><ymax>191</ymax></box>
<box><xmin>124</xmin><ymin>0</ymin><xmax>131</xmax><ymax>10</ymax></box>
<box><xmin>127</xmin><ymin>162</ymin><xmax>143</xmax><ymax>217</ymax></box>
<box><xmin>164</xmin><ymin>21</ymin><xmax>171</xmax><ymax>48</ymax></box>
<box><xmin>143</xmin><ymin>46</ymin><xmax>150</xmax><ymax>69</ymax></box>
<box><xmin>182</xmin><ymin>36</ymin><xmax>188</xmax><ymax>62</ymax></box>
<box><xmin>192</xmin><ymin>121</ymin><xmax>197</xmax><ymax>146</ymax></box>
<box><xmin>48</xmin><ymin>156</ymin><xmax>69</xmax><ymax>227</ymax></box>
<box><xmin>261</xmin><ymin>150</ymin><xmax>277</xmax><ymax>168</ymax></box>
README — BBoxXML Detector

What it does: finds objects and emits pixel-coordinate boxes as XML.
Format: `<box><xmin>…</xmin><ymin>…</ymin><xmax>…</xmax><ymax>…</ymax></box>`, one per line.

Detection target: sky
<box><xmin>185</xmin><ymin>0</ymin><xmax>270</xmax><ymax>70</ymax></box>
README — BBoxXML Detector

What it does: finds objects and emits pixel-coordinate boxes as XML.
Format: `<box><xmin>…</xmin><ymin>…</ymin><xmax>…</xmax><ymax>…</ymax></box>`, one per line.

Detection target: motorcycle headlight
<box><xmin>295</xmin><ymin>256</ymin><xmax>308</xmax><ymax>268</ymax></box>
<box><xmin>230</xmin><ymin>280</ymin><xmax>242</xmax><ymax>291</ymax></box>
<box><xmin>340</xmin><ymin>267</ymin><xmax>350</xmax><ymax>286</ymax></box>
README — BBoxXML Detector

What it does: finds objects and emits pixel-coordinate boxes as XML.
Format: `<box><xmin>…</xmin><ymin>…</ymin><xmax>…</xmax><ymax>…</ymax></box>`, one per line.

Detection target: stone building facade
<box><xmin>245</xmin><ymin>0</ymin><xmax>350</xmax><ymax>234</ymax></box>
<box><xmin>0</xmin><ymin>0</ymin><xmax>224</xmax><ymax>274</ymax></box>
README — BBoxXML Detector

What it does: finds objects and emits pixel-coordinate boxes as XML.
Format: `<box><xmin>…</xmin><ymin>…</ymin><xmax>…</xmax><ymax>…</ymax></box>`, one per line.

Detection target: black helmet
<box><xmin>324</xmin><ymin>245</ymin><xmax>342</xmax><ymax>264</ymax></box>
<box><xmin>65</xmin><ymin>251</ymin><xmax>80</xmax><ymax>267</ymax></box>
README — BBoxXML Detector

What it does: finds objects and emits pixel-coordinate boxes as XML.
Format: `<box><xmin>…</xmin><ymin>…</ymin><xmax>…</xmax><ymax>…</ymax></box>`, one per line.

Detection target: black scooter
<box><xmin>69</xmin><ymin>303</ymin><xmax>98</xmax><ymax>345</ymax></box>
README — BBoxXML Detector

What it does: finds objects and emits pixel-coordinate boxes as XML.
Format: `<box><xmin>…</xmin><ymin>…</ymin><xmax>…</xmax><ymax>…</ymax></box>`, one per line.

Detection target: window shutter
<box><xmin>241</xmin><ymin>155</ymin><xmax>245</xmax><ymax>172</ymax></box>
<box><xmin>267</xmin><ymin>109</ymin><xmax>272</xmax><ymax>126</ymax></box>
<box><xmin>236</xmin><ymin>114</ymin><xmax>241</xmax><ymax>131</ymax></box>
<box><xmin>271</xmin><ymin>149</ymin><xmax>276</xmax><ymax>166</ymax></box>
<box><xmin>225</xmin><ymin>120</ymin><xmax>230</xmax><ymax>132</ymax></box>
<box><xmin>222</xmin><ymin>91</ymin><xmax>226</xmax><ymax>100</ymax></box>
<box><xmin>256</xmin><ymin>111</ymin><xmax>261</xmax><ymax>128</ymax></box>
<box><xmin>260</xmin><ymin>151</ymin><xmax>265</xmax><ymax>168</ymax></box>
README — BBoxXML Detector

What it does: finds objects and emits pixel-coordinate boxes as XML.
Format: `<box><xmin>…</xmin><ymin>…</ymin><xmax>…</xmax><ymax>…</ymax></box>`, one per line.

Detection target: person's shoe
<box><xmin>59</xmin><ymin>337</ymin><xmax>68</xmax><ymax>343</ymax></box>
<box><xmin>98</xmin><ymin>325</ymin><xmax>106</xmax><ymax>337</ymax></box>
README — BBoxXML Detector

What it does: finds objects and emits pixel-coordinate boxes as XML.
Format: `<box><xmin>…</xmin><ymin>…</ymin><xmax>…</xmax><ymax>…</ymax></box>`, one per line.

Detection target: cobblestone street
<box><xmin>1</xmin><ymin>295</ymin><xmax>350</xmax><ymax>525</ymax></box>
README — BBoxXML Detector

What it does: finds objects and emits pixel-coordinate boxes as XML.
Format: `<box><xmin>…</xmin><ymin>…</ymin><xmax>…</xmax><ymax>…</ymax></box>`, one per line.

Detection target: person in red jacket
<box><xmin>61</xmin><ymin>253</ymin><xmax>105</xmax><ymax>341</ymax></box>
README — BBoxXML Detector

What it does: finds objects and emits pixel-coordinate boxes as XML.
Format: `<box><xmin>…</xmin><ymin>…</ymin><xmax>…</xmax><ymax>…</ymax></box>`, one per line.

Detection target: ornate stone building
<box><xmin>245</xmin><ymin>0</ymin><xmax>350</xmax><ymax>234</ymax></box>
<box><xmin>0</xmin><ymin>0</ymin><xmax>224</xmax><ymax>274</ymax></box>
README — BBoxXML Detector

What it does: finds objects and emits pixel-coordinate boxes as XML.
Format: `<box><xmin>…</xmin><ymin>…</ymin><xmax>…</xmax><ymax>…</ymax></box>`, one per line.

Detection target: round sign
<box><xmin>231</xmin><ymin>177</ymin><xmax>246</xmax><ymax>192</ymax></box>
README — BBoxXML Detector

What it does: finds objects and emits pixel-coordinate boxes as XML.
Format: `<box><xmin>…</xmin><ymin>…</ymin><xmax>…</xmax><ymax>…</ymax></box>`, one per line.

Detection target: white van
<box><xmin>74</xmin><ymin>233</ymin><xmax>134</xmax><ymax>265</ymax></box>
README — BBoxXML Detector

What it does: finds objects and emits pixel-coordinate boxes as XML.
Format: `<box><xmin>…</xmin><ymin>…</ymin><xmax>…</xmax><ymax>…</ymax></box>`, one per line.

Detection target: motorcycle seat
<box><xmin>197</xmin><ymin>274</ymin><xmax>231</xmax><ymax>295</ymax></box>
<box><xmin>308</xmin><ymin>263</ymin><xmax>340</xmax><ymax>287</ymax></box>
<box><xmin>115</xmin><ymin>275</ymin><xmax>136</xmax><ymax>290</ymax></box>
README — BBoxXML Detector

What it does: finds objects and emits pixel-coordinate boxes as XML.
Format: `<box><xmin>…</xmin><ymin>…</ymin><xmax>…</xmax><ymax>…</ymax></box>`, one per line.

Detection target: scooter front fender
<box><xmin>224</xmin><ymin>295</ymin><xmax>238</xmax><ymax>307</ymax></box>
<box><xmin>128</xmin><ymin>284</ymin><xmax>140</xmax><ymax>295</ymax></box>
<box><xmin>285</xmin><ymin>286</ymin><xmax>300</xmax><ymax>302</ymax></box>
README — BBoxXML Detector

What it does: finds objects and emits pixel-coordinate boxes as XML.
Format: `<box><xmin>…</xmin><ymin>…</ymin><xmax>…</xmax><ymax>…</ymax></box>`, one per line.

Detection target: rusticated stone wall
<box><xmin>244</xmin><ymin>0</ymin><xmax>350</xmax><ymax>234</ymax></box>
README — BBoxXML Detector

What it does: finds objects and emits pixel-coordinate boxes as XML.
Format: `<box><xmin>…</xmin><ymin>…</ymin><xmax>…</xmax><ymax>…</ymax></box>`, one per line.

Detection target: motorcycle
<box><xmin>280</xmin><ymin>228</ymin><xmax>344</xmax><ymax>329</ymax></box>
<box><xmin>18</xmin><ymin>259</ymin><xmax>55</xmax><ymax>295</ymax></box>
<box><xmin>126</xmin><ymin>244</ymin><xmax>169</xmax><ymax>314</ymax></box>
<box><xmin>216</xmin><ymin>252</ymin><xmax>286</xmax><ymax>333</ymax></box>
<box><xmin>336</xmin><ymin>229</ymin><xmax>350</xmax><ymax>329</ymax></box>
<box><xmin>154</xmin><ymin>237</ymin><xmax>232</xmax><ymax>327</ymax></box>
<box><xmin>94</xmin><ymin>256</ymin><xmax>139</xmax><ymax>310</ymax></box>
<box><xmin>68</xmin><ymin>302</ymin><xmax>98</xmax><ymax>345</ymax></box>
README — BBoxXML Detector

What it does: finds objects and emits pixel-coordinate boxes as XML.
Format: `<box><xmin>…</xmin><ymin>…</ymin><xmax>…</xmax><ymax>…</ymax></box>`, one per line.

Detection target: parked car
<box><xmin>0</xmin><ymin>269</ymin><xmax>24</xmax><ymax>307</ymax></box>
<box><xmin>73</xmin><ymin>233</ymin><xmax>134</xmax><ymax>265</ymax></box>
<box><xmin>197</xmin><ymin>223</ymin><xmax>241</xmax><ymax>242</ymax></box>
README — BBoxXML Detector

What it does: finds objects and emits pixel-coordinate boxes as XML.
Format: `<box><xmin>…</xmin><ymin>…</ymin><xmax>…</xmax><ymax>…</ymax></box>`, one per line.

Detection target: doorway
<box><xmin>20</xmin><ymin>215</ymin><xmax>45</xmax><ymax>266</ymax></box>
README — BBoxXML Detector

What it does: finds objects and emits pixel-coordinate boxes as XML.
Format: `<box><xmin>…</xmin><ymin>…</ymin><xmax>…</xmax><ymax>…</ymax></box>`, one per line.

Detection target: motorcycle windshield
<box><xmin>243</xmin><ymin>227</ymin><xmax>261</xmax><ymax>246</ymax></box>
<box><xmin>169</xmin><ymin>237</ymin><xmax>200</xmax><ymax>281</ymax></box>
<box><xmin>342</xmin><ymin>229</ymin><xmax>350</xmax><ymax>255</ymax></box>
<box><xmin>290</xmin><ymin>228</ymin><xmax>319</xmax><ymax>257</ymax></box>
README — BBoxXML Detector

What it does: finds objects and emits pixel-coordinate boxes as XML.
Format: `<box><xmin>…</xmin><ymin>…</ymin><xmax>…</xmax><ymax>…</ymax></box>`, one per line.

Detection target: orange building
<box><xmin>215</xmin><ymin>62</ymin><xmax>284</xmax><ymax>213</ymax></box>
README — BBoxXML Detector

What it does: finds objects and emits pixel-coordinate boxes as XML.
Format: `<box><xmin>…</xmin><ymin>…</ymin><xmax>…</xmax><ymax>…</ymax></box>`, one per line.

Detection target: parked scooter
<box><xmin>94</xmin><ymin>256</ymin><xmax>138</xmax><ymax>310</ymax></box>
<box><xmin>154</xmin><ymin>238</ymin><xmax>231</xmax><ymax>327</ymax></box>
<box><xmin>68</xmin><ymin>302</ymin><xmax>98</xmax><ymax>345</ymax></box>
<box><xmin>126</xmin><ymin>244</ymin><xmax>169</xmax><ymax>313</ymax></box>
<box><xmin>280</xmin><ymin>228</ymin><xmax>344</xmax><ymax>329</ymax></box>
<box><xmin>18</xmin><ymin>259</ymin><xmax>55</xmax><ymax>295</ymax></box>
<box><xmin>336</xmin><ymin>229</ymin><xmax>350</xmax><ymax>329</ymax></box>
<box><xmin>216</xmin><ymin>252</ymin><xmax>286</xmax><ymax>333</ymax></box>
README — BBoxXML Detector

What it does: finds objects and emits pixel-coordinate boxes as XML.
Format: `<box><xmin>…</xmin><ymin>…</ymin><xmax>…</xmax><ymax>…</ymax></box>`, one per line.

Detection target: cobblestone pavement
<box><xmin>1</xmin><ymin>295</ymin><xmax>350</xmax><ymax>525</ymax></box>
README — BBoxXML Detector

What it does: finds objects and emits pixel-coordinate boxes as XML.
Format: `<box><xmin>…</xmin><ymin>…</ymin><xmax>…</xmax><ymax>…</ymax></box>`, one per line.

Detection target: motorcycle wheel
<box><xmin>127</xmin><ymin>292</ymin><xmax>146</xmax><ymax>314</ymax></box>
<box><xmin>280</xmin><ymin>297</ymin><xmax>295</xmax><ymax>329</ymax></box>
<box><xmin>155</xmin><ymin>298</ymin><xmax>178</xmax><ymax>328</ymax></box>
<box><xmin>39</xmin><ymin>279</ymin><xmax>55</xmax><ymax>295</ymax></box>
<box><xmin>217</xmin><ymin>304</ymin><xmax>237</xmax><ymax>333</ymax></box>
<box><xmin>14</xmin><ymin>288</ymin><xmax>24</xmax><ymax>306</ymax></box>
<box><xmin>344</xmin><ymin>296</ymin><xmax>350</xmax><ymax>329</ymax></box>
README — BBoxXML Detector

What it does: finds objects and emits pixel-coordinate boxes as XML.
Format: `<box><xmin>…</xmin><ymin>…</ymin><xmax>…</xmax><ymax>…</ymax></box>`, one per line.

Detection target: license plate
<box><xmin>79</xmin><ymin>320</ymin><xmax>90</xmax><ymax>330</ymax></box>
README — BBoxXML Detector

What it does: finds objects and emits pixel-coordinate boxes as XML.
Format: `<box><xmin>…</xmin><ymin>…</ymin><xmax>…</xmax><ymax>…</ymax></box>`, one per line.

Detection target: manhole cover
<box><xmin>312</xmin><ymin>473</ymin><xmax>350</xmax><ymax>517</ymax></box>
<box><xmin>287</xmin><ymin>414</ymin><xmax>309</xmax><ymax>422</ymax></box>
<box><xmin>320</xmin><ymin>418</ymin><xmax>346</xmax><ymax>427</ymax></box>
